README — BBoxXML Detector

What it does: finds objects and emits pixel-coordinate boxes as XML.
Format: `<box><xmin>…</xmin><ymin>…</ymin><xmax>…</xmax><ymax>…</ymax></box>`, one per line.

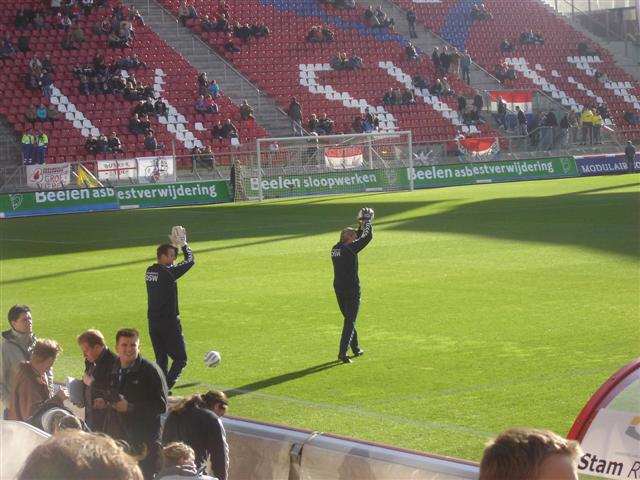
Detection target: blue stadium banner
<box><xmin>574</xmin><ymin>154</ymin><xmax>631</xmax><ymax>177</ymax></box>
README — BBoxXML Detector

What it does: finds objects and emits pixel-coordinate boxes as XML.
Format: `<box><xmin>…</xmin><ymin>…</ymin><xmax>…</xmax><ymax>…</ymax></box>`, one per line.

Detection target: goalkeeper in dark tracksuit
<box><xmin>331</xmin><ymin>208</ymin><xmax>374</xmax><ymax>364</ymax></box>
<box><xmin>146</xmin><ymin>226</ymin><xmax>194</xmax><ymax>390</ymax></box>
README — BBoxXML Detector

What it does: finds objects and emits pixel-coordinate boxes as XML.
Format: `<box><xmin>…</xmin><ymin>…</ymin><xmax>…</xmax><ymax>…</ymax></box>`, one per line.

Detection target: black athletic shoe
<box><xmin>338</xmin><ymin>354</ymin><xmax>352</xmax><ymax>364</ymax></box>
<box><xmin>352</xmin><ymin>349</ymin><xmax>364</xmax><ymax>357</ymax></box>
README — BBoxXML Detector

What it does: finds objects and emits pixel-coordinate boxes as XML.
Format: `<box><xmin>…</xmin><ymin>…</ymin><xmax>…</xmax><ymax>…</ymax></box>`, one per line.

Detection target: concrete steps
<box><xmin>124</xmin><ymin>0</ymin><xmax>294</xmax><ymax>138</ymax></box>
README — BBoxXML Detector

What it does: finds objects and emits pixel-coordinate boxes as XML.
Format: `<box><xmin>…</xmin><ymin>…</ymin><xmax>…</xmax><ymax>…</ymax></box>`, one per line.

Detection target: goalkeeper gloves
<box><xmin>357</xmin><ymin>207</ymin><xmax>375</xmax><ymax>222</ymax></box>
<box><xmin>169</xmin><ymin>226</ymin><xmax>188</xmax><ymax>248</ymax></box>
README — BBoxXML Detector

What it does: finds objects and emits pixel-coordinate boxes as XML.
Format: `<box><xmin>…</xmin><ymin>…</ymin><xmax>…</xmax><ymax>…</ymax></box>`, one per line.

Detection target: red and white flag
<box><xmin>325</xmin><ymin>146</ymin><xmax>364</xmax><ymax>169</ymax></box>
<box><xmin>488</xmin><ymin>91</ymin><xmax>533</xmax><ymax>113</ymax></box>
<box><xmin>457</xmin><ymin>137</ymin><xmax>500</xmax><ymax>160</ymax></box>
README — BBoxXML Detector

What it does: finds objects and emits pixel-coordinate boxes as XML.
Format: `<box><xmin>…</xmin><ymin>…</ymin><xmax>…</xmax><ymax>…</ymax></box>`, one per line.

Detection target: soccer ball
<box><xmin>203</xmin><ymin>351</ymin><xmax>221</xmax><ymax>368</ymax></box>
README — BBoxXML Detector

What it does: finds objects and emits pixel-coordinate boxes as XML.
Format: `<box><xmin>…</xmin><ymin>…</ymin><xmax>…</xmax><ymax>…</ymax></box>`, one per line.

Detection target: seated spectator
<box><xmin>17</xmin><ymin>35</ymin><xmax>30</xmax><ymax>53</ymax></box>
<box><xmin>108</xmin><ymin>132</ymin><xmax>124</xmax><ymax>153</ymax></box>
<box><xmin>36</xmin><ymin>104</ymin><xmax>48</xmax><ymax>122</ymax></box>
<box><xmin>221</xmin><ymin>118</ymin><xmax>238</xmax><ymax>139</ymax></box>
<box><xmin>62</xmin><ymin>33</ymin><xmax>80</xmax><ymax>50</ymax></box>
<box><xmin>224</xmin><ymin>33</ymin><xmax>240</xmax><ymax>53</ymax></box>
<box><xmin>374</xmin><ymin>6</ymin><xmax>394</xmax><ymax>28</ymax></box>
<box><xmin>178</xmin><ymin>1</ymin><xmax>191</xmax><ymax>24</ymax></box>
<box><xmin>363</xmin><ymin>6</ymin><xmax>380</xmax><ymax>27</ymax></box>
<box><xmin>95</xmin><ymin>134</ymin><xmax>109</xmax><ymax>153</ymax></box>
<box><xmin>363</xmin><ymin>108</ymin><xmax>379</xmax><ymax>132</ymax></box>
<box><xmin>41</xmin><ymin>54</ymin><xmax>55</xmax><ymax>74</ymax></box>
<box><xmin>441</xmin><ymin>77</ymin><xmax>453</xmax><ymax>95</ymax></box>
<box><xmin>211</xmin><ymin>120</ymin><xmax>224</xmax><ymax>142</ymax></box>
<box><xmin>494</xmin><ymin>62</ymin><xmax>507</xmax><ymax>82</ymax></box>
<box><xmin>239</xmin><ymin>99</ymin><xmax>254</xmax><ymax>120</ymax></box>
<box><xmin>352</xmin><ymin>115</ymin><xmax>364</xmax><ymax>133</ymax></box>
<box><xmin>128</xmin><ymin>113</ymin><xmax>143</xmax><ymax>134</ymax></box>
<box><xmin>216</xmin><ymin>13</ymin><xmax>231</xmax><ymax>33</ymax></box>
<box><xmin>95</xmin><ymin>16</ymin><xmax>112</xmax><ymax>35</ymax></box>
<box><xmin>71</xmin><ymin>24</ymin><xmax>84</xmax><ymax>44</ymax></box>
<box><xmin>25</xmin><ymin>104</ymin><xmax>37</xmax><ymax>123</ymax></box>
<box><xmin>17</xmin><ymin>430</ymin><xmax>143</xmax><ymax>480</ymax></box>
<box><xmin>154</xmin><ymin>97</ymin><xmax>168</xmax><ymax>116</ymax></box>
<box><xmin>0</xmin><ymin>35</ymin><xmax>17</xmax><ymax>60</ymax></box>
<box><xmin>234</xmin><ymin>22</ymin><xmax>252</xmax><ymax>43</ymax></box>
<box><xmin>59</xmin><ymin>13</ymin><xmax>72</xmax><ymax>31</ymax></box>
<box><xmin>124</xmin><ymin>81</ymin><xmax>139</xmax><ymax>100</ymax></box>
<box><xmin>15</xmin><ymin>7</ymin><xmax>30</xmax><ymax>30</ymax></box>
<box><xmin>208</xmin><ymin>79</ymin><xmax>220</xmax><ymax>98</ymax></box>
<box><xmin>499</xmin><ymin>38</ymin><xmax>514</xmax><ymax>53</ymax></box>
<box><xmin>520</xmin><ymin>30</ymin><xmax>544</xmax><ymax>45</ymax></box>
<box><xmin>307</xmin><ymin>26</ymin><xmax>323</xmax><ymax>43</ymax></box>
<box><xmin>204</xmin><ymin>95</ymin><xmax>218</xmax><ymax>113</ymax></box>
<box><xmin>405</xmin><ymin>42</ymin><xmax>419</xmax><ymax>60</ymax></box>
<box><xmin>47</xmin><ymin>105</ymin><xmax>58</xmax><ymax>122</ymax></box>
<box><xmin>431</xmin><ymin>78</ymin><xmax>444</xmax><ymax>96</ymax></box>
<box><xmin>401</xmin><ymin>88</ymin><xmax>416</xmax><ymax>105</ymax></box>
<box><xmin>479</xmin><ymin>428</ymin><xmax>581</xmax><ymax>480</ymax></box>
<box><xmin>7</xmin><ymin>339</ymin><xmax>65</xmax><ymax>421</ymax></box>
<box><xmin>139</xmin><ymin>114</ymin><xmax>152</xmax><ymax>133</ymax></box>
<box><xmin>308</xmin><ymin>113</ymin><xmax>320</xmax><ymax>133</ymax></box>
<box><xmin>251</xmin><ymin>22</ymin><xmax>270</xmax><ymax>37</ymax></box>
<box><xmin>330</xmin><ymin>51</ymin><xmax>348</xmax><ymax>70</ymax></box>
<box><xmin>336</xmin><ymin>0</ymin><xmax>356</xmax><ymax>8</ymax></box>
<box><xmin>33</xmin><ymin>12</ymin><xmax>45</xmax><ymax>31</ymax></box>
<box><xmin>383</xmin><ymin>88</ymin><xmax>397</xmax><ymax>105</ymax></box>
<box><xmin>597</xmin><ymin>103</ymin><xmax>610</xmax><ymax>120</ymax></box>
<box><xmin>578</xmin><ymin>41</ymin><xmax>599</xmax><ymax>57</ymax></box>
<box><xmin>157</xmin><ymin>443</ymin><xmax>216</xmax><ymax>480</ymax></box>
<box><xmin>594</xmin><ymin>70</ymin><xmax>609</xmax><ymax>84</ymax></box>
<box><xmin>79</xmin><ymin>74</ymin><xmax>91</xmax><ymax>94</ymax></box>
<box><xmin>108</xmin><ymin>31</ymin><xmax>126</xmax><ymax>48</ymax></box>
<box><xmin>85</xmin><ymin>136</ymin><xmax>98</xmax><ymax>153</ymax></box>
<box><xmin>144</xmin><ymin>130</ymin><xmax>163</xmax><ymax>151</ymax></box>
<box><xmin>347</xmin><ymin>53</ymin><xmax>363</xmax><ymax>70</ymax></box>
<box><xmin>319</xmin><ymin>113</ymin><xmax>334</xmax><ymax>134</ymax></box>
<box><xmin>201</xmin><ymin>15</ymin><xmax>216</xmax><ymax>32</ymax></box>
<box><xmin>471</xmin><ymin>3</ymin><xmax>493</xmax><ymax>20</ymax></box>
<box><xmin>187</xmin><ymin>2</ymin><xmax>198</xmax><ymax>19</ymax></box>
<box><xmin>412</xmin><ymin>74</ymin><xmax>428</xmax><ymax>90</ymax></box>
<box><xmin>195</xmin><ymin>95</ymin><xmax>207</xmax><ymax>113</ymax></box>
<box><xmin>321</xmin><ymin>26</ymin><xmax>334</xmax><ymax>42</ymax></box>
<box><xmin>505</xmin><ymin>65</ymin><xmax>516</xmax><ymax>80</ymax></box>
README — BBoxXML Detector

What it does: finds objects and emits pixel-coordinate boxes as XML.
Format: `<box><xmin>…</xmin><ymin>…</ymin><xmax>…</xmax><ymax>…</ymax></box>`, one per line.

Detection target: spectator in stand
<box><xmin>578</xmin><ymin>41</ymin><xmax>599</xmax><ymax>57</ymax></box>
<box><xmin>321</xmin><ymin>25</ymin><xmax>335</xmax><ymax>42</ymax></box>
<box><xmin>374</xmin><ymin>6</ymin><xmax>395</xmax><ymax>28</ymax></box>
<box><xmin>441</xmin><ymin>77</ymin><xmax>453</xmax><ymax>96</ymax></box>
<box><xmin>204</xmin><ymin>95</ymin><xmax>218</xmax><ymax>113</ymax></box>
<box><xmin>233</xmin><ymin>22</ymin><xmax>251</xmax><ymax>43</ymax></box>
<box><xmin>516</xmin><ymin>106</ymin><xmax>528</xmax><ymax>136</ymax></box>
<box><xmin>36</xmin><ymin>103</ymin><xmax>47</xmax><ymax>122</ymax></box>
<box><xmin>221</xmin><ymin>118</ymin><xmax>238</xmax><ymax>139</ymax></box>
<box><xmin>95</xmin><ymin>328</ymin><xmax>167</xmax><ymax>479</ymax></box>
<box><xmin>308</xmin><ymin>113</ymin><xmax>320</xmax><ymax>133</ymax></box>
<box><xmin>224</xmin><ymin>33</ymin><xmax>240</xmax><ymax>53</ymax></box>
<box><xmin>352</xmin><ymin>115</ymin><xmax>364</xmax><ymax>133</ymax></box>
<box><xmin>461</xmin><ymin>49</ymin><xmax>471</xmax><ymax>84</ymax></box>
<box><xmin>580</xmin><ymin>107</ymin><xmax>594</xmax><ymax>144</ymax></box>
<box><xmin>558</xmin><ymin>113</ymin><xmax>569</xmax><ymax>146</ymax></box>
<box><xmin>178</xmin><ymin>1</ymin><xmax>194</xmax><ymax>24</ymax></box>
<box><xmin>567</xmin><ymin>109</ymin><xmax>579</xmax><ymax>144</ymax></box>
<box><xmin>76</xmin><ymin>329</ymin><xmax>118</xmax><ymax>432</ymax></box>
<box><xmin>363</xmin><ymin>6</ymin><xmax>379</xmax><ymax>27</ymax></box>
<box><xmin>108</xmin><ymin>132</ymin><xmax>124</xmax><ymax>153</ymax></box>
<box><xmin>520</xmin><ymin>30</ymin><xmax>544</xmax><ymax>45</ymax></box>
<box><xmin>33</xmin><ymin>12</ymin><xmax>45</xmax><ymax>31</ymax></box>
<box><xmin>85</xmin><ymin>136</ymin><xmax>98</xmax><ymax>154</ymax></box>
<box><xmin>25</xmin><ymin>104</ymin><xmax>37</xmax><ymax>123</ymax></box>
<box><xmin>144</xmin><ymin>131</ymin><xmax>163</xmax><ymax>151</ymax></box>
<box><xmin>335</xmin><ymin>0</ymin><xmax>356</xmax><ymax>9</ymax></box>
<box><xmin>288</xmin><ymin>96</ymin><xmax>303</xmax><ymax>136</ymax></box>
<box><xmin>625</xmin><ymin>141</ymin><xmax>636</xmax><ymax>171</ymax></box>
<box><xmin>413</xmin><ymin>74</ymin><xmax>428</xmax><ymax>90</ymax></box>
<box><xmin>95</xmin><ymin>134</ymin><xmax>109</xmax><ymax>154</ymax></box>
<box><xmin>59</xmin><ymin>13</ymin><xmax>72</xmax><ymax>31</ymax></box>
<box><xmin>495</xmin><ymin>96</ymin><xmax>507</xmax><ymax>128</ymax></box>
<box><xmin>500</xmin><ymin>38</ymin><xmax>514</xmax><ymax>53</ymax></box>
<box><xmin>383</xmin><ymin>87</ymin><xmax>397</xmax><ymax>105</ymax></box>
<box><xmin>479</xmin><ymin>428</ymin><xmax>581</xmax><ymax>480</ymax></box>
<box><xmin>440</xmin><ymin>47</ymin><xmax>451</xmax><ymax>75</ymax></box>
<box><xmin>211</xmin><ymin>120</ymin><xmax>225</xmax><ymax>142</ymax></box>
<box><xmin>592</xmin><ymin>110</ymin><xmax>603</xmax><ymax>144</ymax></box>
<box><xmin>155</xmin><ymin>97</ymin><xmax>168</xmax><ymax>117</ymax></box>
<box><xmin>140</xmin><ymin>114</ymin><xmax>152</xmax><ymax>134</ymax></box>
<box><xmin>347</xmin><ymin>52</ymin><xmax>363</xmax><ymax>70</ymax></box>
<box><xmin>195</xmin><ymin>95</ymin><xmax>207</xmax><ymax>113</ymax></box>
<box><xmin>201</xmin><ymin>15</ymin><xmax>217</xmax><ymax>32</ymax></box>
<box><xmin>319</xmin><ymin>113</ymin><xmax>334</xmax><ymax>134</ymax></box>
<box><xmin>71</xmin><ymin>24</ymin><xmax>84</xmax><ymax>44</ymax></box>
<box><xmin>330</xmin><ymin>51</ymin><xmax>348</xmax><ymax>70</ymax></box>
<box><xmin>157</xmin><ymin>443</ymin><xmax>217</xmax><ymax>480</ymax></box>
<box><xmin>34</xmin><ymin>129</ymin><xmax>48</xmax><ymax>164</ymax></box>
<box><xmin>208</xmin><ymin>79</ymin><xmax>220</xmax><ymax>98</ymax></box>
<box><xmin>457</xmin><ymin>95</ymin><xmax>467</xmax><ymax>114</ymax></box>
<box><xmin>7</xmin><ymin>339</ymin><xmax>66</xmax><ymax>421</ymax></box>
<box><xmin>239</xmin><ymin>99</ymin><xmax>255</xmax><ymax>120</ymax></box>
<box><xmin>406</xmin><ymin>8</ymin><xmax>417</xmax><ymax>38</ymax></box>
<box><xmin>306</xmin><ymin>26</ymin><xmax>322</xmax><ymax>42</ymax></box>
<box><xmin>471</xmin><ymin>3</ymin><xmax>493</xmax><ymax>21</ymax></box>
<box><xmin>405</xmin><ymin>42</ymin><xmax>419</xmax><ymax>60</ymax></box>
<box><xmin>41</xmin><ymin>70</ymin><xmax>54</xmax><ymax>99</ymax></box>
<box><xmin>597</xmin><ymin>103</ymin><xmax>610</xmax><ymax>120</ymax></box>
<box><xmin>431</xmin><ymin>47</ymin><xmax>442</xmax><ymax>75</ymax></box>
<box><xmin>450</xmin><ymin>48</ymin><xmax>462</xmax><ymax>77</ymax></box>
<box><xmin>162</xmin><ymin>391</ymin><xmax>230</xmax><ymax>480</ymax></box>
<box><xmin>42</xmin><ymin>54</ymin><xmax>55</xmax><ymax>74</ymax></box>
<box><xmin>431</xmin><ymin>78</ymin><xmax>444</xmax><ymax>96</ymax></box>
<box><xmin>47</xmin><ymin>105</ymin><xmax>58</xmax><ymax>123</ymax></box>
<box><xmin>18</xmin><ymin>430</ymin><xmax>143</xmax><ymax>480</ymax></box>
<box><xmin>624</xmin><ymin>111</ymin><xmax>640</xmax><ymax>125</ymax></box>
<box><xmin>401</xmin><ymin>88</ymin><xmax>416</xmax><ymax>105</ymax></box>
<box><xmin>363</xmin><ymin>107</ymin><xmax>379</xmax><ymax>132</ymax></box>
<box><xmin>0</xmin><ymin>35</ymin><xmax>17</xmax><ymax>60</ymax></box>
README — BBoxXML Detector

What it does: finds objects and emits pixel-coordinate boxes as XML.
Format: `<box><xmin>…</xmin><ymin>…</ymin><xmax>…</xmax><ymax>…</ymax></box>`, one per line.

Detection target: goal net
<box><xmin>236</xmin><ymin>131</ymin><xmax>414</xmax><ymax>201</ymax></box>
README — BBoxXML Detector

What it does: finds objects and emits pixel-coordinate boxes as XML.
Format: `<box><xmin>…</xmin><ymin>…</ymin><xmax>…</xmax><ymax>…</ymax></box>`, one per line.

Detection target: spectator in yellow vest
<box><xmin>35</xmin><ymin>130</ymin><xmax>48</xmax><ymax>164</ymax></box>
<box><xmin>21</xmin><ymin>129</ymin><xmax>34</xmax><ymax>165</ymax></box>
<box><xmin>580</xmin><ymin>108</ymin><xmax>593</xmax><ymax>145</ymax></box>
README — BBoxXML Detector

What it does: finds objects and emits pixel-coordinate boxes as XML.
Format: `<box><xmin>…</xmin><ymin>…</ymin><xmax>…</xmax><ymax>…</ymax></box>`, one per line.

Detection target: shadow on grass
<box><xmin>225</xmin><ymin>360</ymin><xmax>342</xmax><ymax>398</ymax></box>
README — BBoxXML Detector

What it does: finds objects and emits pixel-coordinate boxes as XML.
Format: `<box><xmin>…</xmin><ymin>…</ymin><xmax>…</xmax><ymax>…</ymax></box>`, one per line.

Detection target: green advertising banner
<box><xmin>0</xmin><ymin>188</ymin><xmax>119</xmax><ymax>218</ymax></box>
<box><xmin>0</xmin><ymin>181</ymin><xmax>232</xmax><ymax>218</ymax></box>
<box><xmin>245</xmin><ymin>169</ymin><xmax>403</xmax><ymax>197</ymax></box>
<box><xmin>116</xmin><ymin>180</ymin><xmax>231</xmax><ymax>208</ymax></box>
<box><xmin>407</xmin><ymin>157</ymin><xmax>578</xmax><ymax>188</ymax></box>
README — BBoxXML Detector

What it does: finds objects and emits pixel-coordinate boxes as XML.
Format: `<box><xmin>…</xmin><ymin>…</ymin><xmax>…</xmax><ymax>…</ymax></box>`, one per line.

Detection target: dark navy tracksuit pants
<box><xmin>336</xmin><ymin>288</ymin><xmax>360</xmax><ymax>356</ymax></box>
<box><xmin>149</xmin><ymin>318</ymin><xmax>187</xmax><ymax>390</ymax></box>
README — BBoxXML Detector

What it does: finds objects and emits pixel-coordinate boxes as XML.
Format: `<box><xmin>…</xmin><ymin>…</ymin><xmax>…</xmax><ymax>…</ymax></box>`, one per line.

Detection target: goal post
<box><xmin>239</xmin><ymin>131</ymin><xmax>413</xmax><ymax>201</ymax></box>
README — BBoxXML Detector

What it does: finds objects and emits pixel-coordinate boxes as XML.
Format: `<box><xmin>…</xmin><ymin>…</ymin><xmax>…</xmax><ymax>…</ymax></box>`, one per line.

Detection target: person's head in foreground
<box><xmin>479</xmin><ymin>428</ymin><xmax>582</xmax><ymax>480</ymax></box>
<box><xmin>18</xmin><ymin>430</ymin><xmax>143</xmax><ymax>480</ymax></box>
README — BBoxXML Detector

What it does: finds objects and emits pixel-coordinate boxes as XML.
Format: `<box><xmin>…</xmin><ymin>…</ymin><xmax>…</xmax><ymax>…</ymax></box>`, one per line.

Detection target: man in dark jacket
<box><xmin>97</xmin><ymin>328</ymin><xmax>167</xmax><ymax>480</ymax></box>
<box><xmin>76</xmin><ymin>329</ymin><xmax>117</xmax><ymax>431</ymax></box>
<box><xmin>162</xmin><ymin>390</ymin><xmax>229</xmax><ymax>480</ymax></box>
<box><xmin>626</xmin><ymin>141</ymin><xmax>636</xmax><ymax>172</ymax></box>
<box><xmin>331</xmin><ymin>208</ymin><xmax>374</xmax><ymax>363</ymax></box>
<box><xmin>146</xmin><ymin>227</ymin><xmax>194</xmax><ymax>391</ymax></box>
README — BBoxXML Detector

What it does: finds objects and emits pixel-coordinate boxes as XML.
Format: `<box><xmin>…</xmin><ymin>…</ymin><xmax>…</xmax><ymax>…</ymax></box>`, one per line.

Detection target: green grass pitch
<box><xmin>1</xmin><ymin>175</ymin><xmax>638</xmax><ymax>461</ymax></box>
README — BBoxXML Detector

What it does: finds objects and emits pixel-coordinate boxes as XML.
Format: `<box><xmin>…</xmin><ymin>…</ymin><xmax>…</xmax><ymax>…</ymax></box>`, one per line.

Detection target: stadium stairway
<box><xmin>350</xmin><ymin>0</ymin><xmax>505</xmax><ymax>93</ymax></box>
<box><xmin>124</xmin><ymin>0</ymin><xmax>294</xmax><ymax>138</ymax></box>
<box><xmin>0</xmin><ymin>117</ymin><xmax>22</xmax><ymax>167</ymax></box>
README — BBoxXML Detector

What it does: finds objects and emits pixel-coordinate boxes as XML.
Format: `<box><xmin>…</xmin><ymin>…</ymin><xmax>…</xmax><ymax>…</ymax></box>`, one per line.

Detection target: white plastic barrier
<box><xmin>0</xmin><ymin>421</ymin><xmax>49</xmax><ymax>480</ymax></box>
<box><xmin>224</xmin><ymin>417</ymin><xmax>479</xmax><ymax>480</ymax></box>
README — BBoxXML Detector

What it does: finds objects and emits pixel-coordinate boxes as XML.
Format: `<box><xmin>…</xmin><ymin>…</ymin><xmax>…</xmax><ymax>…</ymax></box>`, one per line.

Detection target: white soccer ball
<box><xmin>203</xmin><ymin>350</ymin><xmax>221</xmax><ymax>368</ymax></box>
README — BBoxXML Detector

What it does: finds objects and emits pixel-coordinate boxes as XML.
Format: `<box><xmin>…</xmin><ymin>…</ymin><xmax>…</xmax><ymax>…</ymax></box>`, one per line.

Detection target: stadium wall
<box><xmin>1</xmin><ymin>155</ymin><xmax>637</xmax><ymax>218</ymax></box>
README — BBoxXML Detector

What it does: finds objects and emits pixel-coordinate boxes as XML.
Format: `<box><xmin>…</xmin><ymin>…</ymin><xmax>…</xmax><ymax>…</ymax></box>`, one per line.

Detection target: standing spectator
<box><xmin>34</xmin><ymin>129</ymin><xmax>49</xmax><ymax>164</ymax></box>
<box><xmin>457</xmin><ymin>95</ymin><xmax>467</xmax><ymax>114</ymax></box>
<box><xmin>196</xmin><ymin>72</ymin><xmax>208</xmax><ymax>96</ymax></box>
<box><xmin>625</xmin><ymin>141</ymin><xmax>636</xmax><ymax>171</ymax></box>
<box><xmin>162</xmin><ymin>391</ymin><xmax>230</xmax><ymax>480</ymax></box>
<box><xmin>239</xmin><ymin>99</ymin><xmax>254</xmax><ymax>120</ymax></box>
<box><xmin>495</xmin><ymin>96</ymin><xmax>507</xmax><ymax>128</ymax></box>
<box><xmin>21</xmin><ymin>129</ymin><xmax>35</xmax><ymax>164</ymax></box>
<box><xmin>17</xmin><ymin>430</ymin><xmax>143</xmax><ymax>480</ymax></box>
<box><xmin>479</xmin><ymin>428</ymin><xmax>581</xmax><ymax>480</ymax></box>
<box><xmin>461</xmin><ymin>49</ymin><xmax>471</xmax><ymax>84</ymax></box>
<box><xmin>440</xmin><ymin>47</ymin><xmax>451</xmax><ymax>75</ymax></box>
<box><xmin>157</xmin><ymin>443</ymin><xmax>217</xmax><ymax>480</ymax></box>
<box><xmin>332</xmin><ymin>208</ymin><xmax>374</xmax><ymax>363</ymax></box>
<box><xmin>406</xmin><ymin>8</ymin><xmax>417</xmax><ymax>38</ymax></box>
<box><xmin>450</xmin><ymin>48</ymin><xmax>461</xmax><ymax>77</ymax></box>
<box><xmin>7</xmin><ymin>339</ymin><xmax>65</xmax><ymax>421</ymax></box>
<box><xmin>0</xmin><ymin>305</ymin><xmax>41</xmax><ymax>414</ymax></box>
<box><xmin>473</xmin><ymin>91</ymin><xmax>484</xmax><ymax>115</ymax></box>
<box><xmin>580</xmin><ymin>107</ymin><xmax>594</xmax><ymax>145</ymax></box>
<box><xmin>146</xmin><ymin>239</ymin><xmax>195</xmax><ymax>392</ymax></box>
<box><xmin>516</xmin><ymin>106</ymin><xmax>528</xmax><ymax>136</ymax></box>
<box><xmin>97</xmin><ymin>328</ymin><xmax>167</xmax><ymax>480</ymax></box>
<box><xmin>558</xmin><ymin>113</ymin><xmax>569</xmax><ymax>146</ymax></box>
<box><xmin>431</xmin><ymin>47</ymin><xmax>441</xmax><ymax>75</ymax></box>
<box><xmin>567</xmin><ymin>109</ymin><xmax>579</xmax><ymax>144</ymax></box>
<box><xmin>76</xmin><ymin>329</ymin><xmax>117</xmax><ymax>432</ymax></box>
<box><xmin>287</xmin><ymin>96</ymin><xmax>303</xmax><ymax>136</ymax></box>
<box><xmin>592</xmin><ymin>110</ymin><xmax>603</xmax><ymax>144</ymax></box>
